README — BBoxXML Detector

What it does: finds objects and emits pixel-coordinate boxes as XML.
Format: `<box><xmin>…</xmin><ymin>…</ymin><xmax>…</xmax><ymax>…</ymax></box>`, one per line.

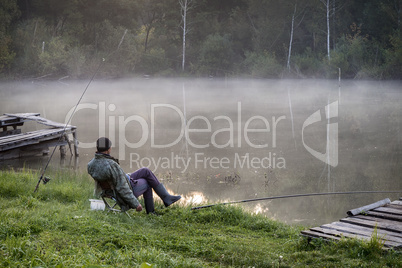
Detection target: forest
<box><xmin>0</xmin><ymin>0</ymin><xmax>401</xmax><ymax>79</ymax></box>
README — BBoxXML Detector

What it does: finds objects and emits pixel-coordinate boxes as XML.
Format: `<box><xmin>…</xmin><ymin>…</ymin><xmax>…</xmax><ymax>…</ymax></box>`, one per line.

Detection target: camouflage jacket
<box><xmin>87</xmin><ymin>153</ymin><xmax>140</xmax><ymax>209</ymax></box>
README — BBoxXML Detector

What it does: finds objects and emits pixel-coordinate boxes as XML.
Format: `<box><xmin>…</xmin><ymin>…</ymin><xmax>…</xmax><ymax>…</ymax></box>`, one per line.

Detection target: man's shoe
<box><xmin>154</xmin><ymin>184</ymin><xmax>181</xmax><ymax>207</ymax></box>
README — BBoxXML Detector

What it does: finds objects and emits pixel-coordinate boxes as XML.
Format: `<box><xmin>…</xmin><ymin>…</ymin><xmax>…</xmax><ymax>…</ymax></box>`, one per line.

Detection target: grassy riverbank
<box><xmin>0</xmin><ymin>168</ymin><xmax>400</xmax><ymax>267</ymax></box>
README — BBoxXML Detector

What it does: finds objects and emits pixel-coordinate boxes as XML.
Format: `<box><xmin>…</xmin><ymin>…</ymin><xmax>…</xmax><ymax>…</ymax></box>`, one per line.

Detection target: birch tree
<box><xmin>320</xmin><ymin>0</ymin><xmax>331</xmax><ymax>60</ymax></box>
<box><xmin>287</xmin><ymin>3</ymin><xmax>297</xmax><ymax>70</ymax></box>
<box><xmin>179</xmin><ymin>0</ymin><xmax>194</xmax><ymax>72</ymax></box>
<box><xmin>320</xmin><ymin>0</ymin><xmax>346</xmax><ymax>61</ymax></box>
<box><xmin>287</xmin><ymin>0</ymin><xmax>306</xmax><ymax>71</ymax></box>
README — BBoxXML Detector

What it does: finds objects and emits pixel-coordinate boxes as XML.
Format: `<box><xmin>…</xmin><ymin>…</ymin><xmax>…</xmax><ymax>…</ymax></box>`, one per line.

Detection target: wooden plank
<box><xmin>0</xmin><ymin>132</ymin><xmax>57</xmax><ymax>147</ymax></box>
<box><xmin>4</xmin><ymin>113</ymin><xmax>76</xmax><ymax>129</ymax></box>
<box><xmin>0</xmin><ymin>113</ymin><xmax>40</xmax><ymax>127</ymax></box>
<box><xmin>340</xmin><ymin>217</ymin><xmax>402</xmax><ymax>233</ymax></box>
<box><xmin>387</xmin><ymin>204</ymin><xmax>402</xmax><ymax>210</ymax></box>
<box><xmin>373</xmin><ymin>207</ymin><xmax>402</xmax><ymax>216</ymax></box>
<box><xmin>312</xmin><ymin>226</ymin><xmax>370</xmax><ymax>240</ymax></box>
<box><xmin>0</xmin><ymin>132</ymin><xmax>44</xmax><ymax>145</ymax></box>
<box><xmin>354</xmin><ymin>215</ymin><xmax>402</xmax><ymax>225</ymax></box>
<box><xmin>0</xmin><ymin>133</ymin><xmax>68</xmax><ymax>148</ymax></box>
<box><xmin>0</xmin><ymin>128</ymin><xmax>73</xmax><ymax>143</ymax></box>
<box><xmin>309</xmin><ymin>226</ymin><xmax>400</xmax><ymax>248</ymax></box>
<box><xmin>301</xmin><ymin>200</ymin><xmax>402</xmax><ymax>250</ymax></box>
<box><xmin>301</xmin><ymin>230</ymin><xmax>341</xmax><ymax>241</ymax></box>
<box><xmin>321</xmin><ymin>226</ymin><xmax>402</xmax><ymax>248</ymax></box>
<box><xmin>0</xmin><ymin>139</ymin><xmax>68</xmax><ymax>160</ymax></box>
<box><xmin>2</xmin><ymin>113</ymin><xmax>40</xmax><ymax>118</ymax></box>
<box><xmin>0</xmin><ymin>129</ymin><xmax>73</xmax><ymax>151</ymax></box>
<box><xmin>0</xmin><ymin>129</ymin><xmax>21</xmax><ymax>137</ymax></box>
<box><xmin>0</xmin><ymin>120</ymin><xmax>23</xmax><ymax>127</ymax></box>
<box><xmin>0</xmin><ymin>128</ymin><xmax>66</xmax><ymax>139</ymax></box>
<box><xmin>321</xmin><ymin>223</ymin><xmax>402</xmax><ymax>243</ymax></box>
<box><xmin>0</xmin><ymin>128</ymin><xmax>72</xmax><ymax>143</ymax></box>
<box><xmin>364</xmin><ymin>210</ymin><xmax>402</xmax><ymax>222</ymax></box>
<box><xmin>329</xmin><ymin>221</ymin><xmax>402</xmax><ymax>239</ymax></box>
<box><xmin>0</xmin><ymin>113</ymin><xmax>78</xmax><ymax>160</ymax></box>
<box><xmin>1</xmin><ymin>133</ymin><xmax>62</xmax><ymax>147</ymax></box>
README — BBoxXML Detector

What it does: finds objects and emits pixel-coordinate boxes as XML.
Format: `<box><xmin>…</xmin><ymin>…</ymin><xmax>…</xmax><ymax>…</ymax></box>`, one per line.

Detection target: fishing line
<box><xmin>34</xmin><ymin>58</ymin><xmax>105</xmax><ymax>193</ymax></box>
<box><xmin>33</xmin><ymin>28</ymin><xmax>130</xmax><ymax>193</ymax></box>
<box><xmin>191</xmin><ymin>191</ymin><xmax>402</xmax><ymax>210</ymax></box>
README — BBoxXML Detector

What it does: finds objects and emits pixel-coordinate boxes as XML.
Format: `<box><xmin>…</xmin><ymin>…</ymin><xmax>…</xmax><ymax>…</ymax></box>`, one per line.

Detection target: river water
<box><xmin>1</xmin><ymin>78</ymin><xmax>401</xmax><ymax>225</ymax></box>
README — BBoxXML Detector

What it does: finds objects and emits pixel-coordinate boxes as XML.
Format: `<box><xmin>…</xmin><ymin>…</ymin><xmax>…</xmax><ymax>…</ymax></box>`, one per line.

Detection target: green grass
<box><xmin>0</xmin><ymin>169</ymin><xmax>400</xmax><ymax>267</ymax></box>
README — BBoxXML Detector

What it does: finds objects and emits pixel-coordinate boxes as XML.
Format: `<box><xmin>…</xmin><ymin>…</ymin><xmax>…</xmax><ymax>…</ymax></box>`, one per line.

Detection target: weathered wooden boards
<box><xmin>0</xmin><ymin>113</ymin><xmax>38</xmax><ymax>128</ymax></box>
<box><xmin>0</xmin><ymin>113</ymin><xmax>78</xmax><ymax>160</ymax></box>
<box><xmin>0</xmin><ymin>113</ymin><xmax>39</xmax><ymax>137</ymax></box>
<box><xmin>301</xmin><ymin>199</ymin><xmax>402</xmax><ymax>249</ymax></box>
<box><xmin>3</xmin><ymin>113</ymin><xmax>75</xmax><ymax>129</ymax></box>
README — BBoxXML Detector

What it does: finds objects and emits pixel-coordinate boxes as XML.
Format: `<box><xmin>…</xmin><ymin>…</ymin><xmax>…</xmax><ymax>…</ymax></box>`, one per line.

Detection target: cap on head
<box><xmin>96</xmin><ymin>137</ymin><xmax>112</xmax><ymax>152</ymax></box>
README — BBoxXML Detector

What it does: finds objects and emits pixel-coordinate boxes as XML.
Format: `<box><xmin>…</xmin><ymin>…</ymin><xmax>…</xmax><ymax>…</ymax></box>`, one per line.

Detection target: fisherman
<box><xmin>87</xmin><ymin>137</ymin><xmax>181</xmax><ymax>214</ymax></box>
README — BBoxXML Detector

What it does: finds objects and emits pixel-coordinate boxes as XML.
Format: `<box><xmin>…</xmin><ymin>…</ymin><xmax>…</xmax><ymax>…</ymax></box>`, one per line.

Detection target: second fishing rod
<box><xmin>34</xmin><ymin>29</ymin><xmax>130</xmax><ymax>193</ymax></box>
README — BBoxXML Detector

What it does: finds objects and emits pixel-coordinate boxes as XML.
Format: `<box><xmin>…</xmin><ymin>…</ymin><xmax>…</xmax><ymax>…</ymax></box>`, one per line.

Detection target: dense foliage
<box><xmin>0</xmin><ymin>0</ymin><xmax>401</xmax><ymax>79</ymax></box>
<box><xmin>0</xmin><ymin>169</ymin><xmax>401</xmax><ymax>267</ymax></box>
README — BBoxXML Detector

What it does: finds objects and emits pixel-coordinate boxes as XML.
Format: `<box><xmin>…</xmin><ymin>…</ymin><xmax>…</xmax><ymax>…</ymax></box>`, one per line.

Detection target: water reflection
<box><xmin>180</xmin><ymin>191</ymin><xmax>207</xmax><ymax>206</ymax></box>
<box><xmin>1</xmin><ymin>78</ymin><xmax>401</xmax><ymax>226</ymax></box>
<box><xmin>252</xmin><ymin>203</ymin><xmax>270</xmax><ymax>215</ymax></box>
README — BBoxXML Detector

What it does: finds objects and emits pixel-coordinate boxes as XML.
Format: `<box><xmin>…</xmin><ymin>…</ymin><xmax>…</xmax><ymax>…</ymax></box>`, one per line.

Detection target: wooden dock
<box><xmin>301</xmin><ymin>198</ymin><xmax>402</xmax><ymax>249</ymax></box>
<box><xmin>0</xmin><ymin>113</ymin><xmax>78</xmax><ymax>160</ymax></box>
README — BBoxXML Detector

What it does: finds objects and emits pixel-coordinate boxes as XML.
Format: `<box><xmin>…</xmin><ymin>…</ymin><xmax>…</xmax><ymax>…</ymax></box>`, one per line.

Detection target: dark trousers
<box><xmin>129</xmin><ymin>168</ymin><xmax>160</xmax><ymax>199</ymax></box>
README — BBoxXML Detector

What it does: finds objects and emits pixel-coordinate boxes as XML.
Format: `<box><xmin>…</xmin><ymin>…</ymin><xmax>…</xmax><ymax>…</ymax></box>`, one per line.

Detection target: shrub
<box><xmin>384</xmin><ymin>31</ymin><xmax>402</xmax><ymax>79</ymax></box>
<box><xmin>138</xmin><ymin>48</ymin><xmax>169</xmax><ymax>75</ymax></box>
<box><xmin>38</xmin><ymin>36</ymin><xmax>69</xmax><ymax>75</ymax></box>
<box><xmin>329</xmin><ymin>23</ymin><xmax>386</xmax><ymax>79</ymax></box>
<box><xmin>11</xmin><ymin>19</ymin><xmax>47</xmax><ymax>77</ymax></box>
<box><xmin>197</xmin><ymin>34</ymin><xmax>235</xmax><ymax>76</ymax></box>
<box><xmin>293</xmin><ymin>48</ymin><xmax>323</xmax><ymax>77</ymax></box>
<box><xmin>0</xmin><ymin>34</ymin><xmax>15</xmax><ymax>73</ymax></box>
<box><xmin>64</xmin><ymin>46</ymin><xmax>86</xmax><ymax>79</ymax></box>
<box><xmin>244</xmin><ymin>50</ymin><xmax>281</xmax><ymax>78</ymax></box>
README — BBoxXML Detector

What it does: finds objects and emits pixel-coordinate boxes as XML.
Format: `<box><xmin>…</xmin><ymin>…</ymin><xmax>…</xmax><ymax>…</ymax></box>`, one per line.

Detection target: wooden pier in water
<box><xmin>0</xmin><ymin>113</ymin><xmax>78</xmax><ymax>160</ymax></box>
<box><xmin>301</xmin><ymin>198</ymin><xmax>402</xmax><ymax>249</ymax></box>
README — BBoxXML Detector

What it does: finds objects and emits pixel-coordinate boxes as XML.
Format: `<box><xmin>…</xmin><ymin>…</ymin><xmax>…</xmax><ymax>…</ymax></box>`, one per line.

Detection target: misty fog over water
<box><xmin>1</xmin><ymin>78</ymin><xmax>401</xmax><ymax>225</ymax></box>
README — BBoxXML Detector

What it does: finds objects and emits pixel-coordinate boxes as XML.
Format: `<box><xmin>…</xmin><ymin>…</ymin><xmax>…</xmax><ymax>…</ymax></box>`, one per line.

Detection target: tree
<box><xmin>287</xmin><ymin>0</ymin><xmax>306</xmax><ymax>71</ymax></box>
<box><xmin>0</xmin><ymin>0</ymin><xmax>20</xmax><ymax>72</ymax></box>
<box><xmin>179</xmin><ymin>0</ymin><xmax>195</xmax><ymax>72</ymax></box>
<box><xmin>247</xmin><ymin>0</ymin><xmax>290</xmax><ymax>57</ymax></box>
<box><xmin>320</xmin><ymin>0</ymin><xmax>331</xmax><ymax>60</ymax></box>
<box><xmin>287</xmin><ymin>3</ymin><xmax>297</xmax><ymax>70</ymax></box>
<box><xmin>318</xmin><ymin>0</ymin><xmax>347</xmax><ymax>61</ymax></box>
<box><xmin>137</xmin><ymin>0</ymin><xmax>164</xmax><ymax>53</ymax></box>
<box><xmin>198</xmin><ymin>33</ymin><xmax>234</xmax><ymax>76</ymax></box>
<box><xmin>2</xmin><ymin>0</ymin><xmax>400</xmax><ymax>78</ymax></box>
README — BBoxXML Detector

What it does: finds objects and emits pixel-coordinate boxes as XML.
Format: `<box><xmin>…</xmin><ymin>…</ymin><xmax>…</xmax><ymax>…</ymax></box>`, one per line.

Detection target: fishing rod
<box><xmin>190</xmin><ymin>191</ymin><xmax>402</xmax><ymax>210</ymax></box>
<box><xmin>33</xmin><ymin>58</ymin><xmax>105</xmax><ymax>193</ymax></box>
<box><xmin>33</xmin><ymin>29</ymin><xmax>130</xmax><ymax>193</ymax></box>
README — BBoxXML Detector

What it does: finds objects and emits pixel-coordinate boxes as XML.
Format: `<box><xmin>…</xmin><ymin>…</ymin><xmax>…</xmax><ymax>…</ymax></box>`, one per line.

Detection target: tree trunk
<box><xmin>332</xmin><ymin>0</ymin><xmax>336</xmax><ymax>50</ymax></box>
<box><xmin>326</xmin><ymin>0</ymin><xmax>330</xmax><ymax>61</ymax></box>
<box><xmin>145</xmin><ymin>26</ymin><xmax>151</xmax><ymax>53</ymax></box>
<box><xmin>287</xmin><ymin>3</ymin><xmax>297</xmax><ymax>71</ymax></box>
<box><xmin>181</xmin><ymin>0</ymin><xmax>187</xmax><ymax>71</ymax></box>
<box><xmin>180</xmin><ymin>0</ymin><xmax>193</xmax><ymax>72</ymax></box>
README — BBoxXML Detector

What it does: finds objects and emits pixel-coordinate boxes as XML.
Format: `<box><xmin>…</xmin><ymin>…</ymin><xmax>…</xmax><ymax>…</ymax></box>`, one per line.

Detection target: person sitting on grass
<box><xmin>87</xmin><ymin>137</ymin><xmax>181</xmax><ymax>214</ymax></box>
